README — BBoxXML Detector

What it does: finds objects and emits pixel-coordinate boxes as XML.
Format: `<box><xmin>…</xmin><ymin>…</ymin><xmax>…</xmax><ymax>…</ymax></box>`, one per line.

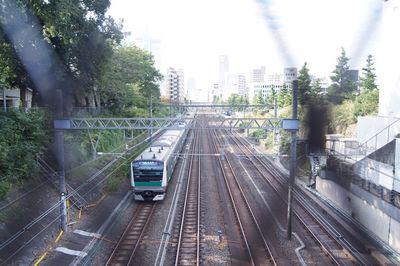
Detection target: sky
<box><xmin>107</xmin><ymin>0</ymin><xmax>382</xmax><ymax>92</ymax></box>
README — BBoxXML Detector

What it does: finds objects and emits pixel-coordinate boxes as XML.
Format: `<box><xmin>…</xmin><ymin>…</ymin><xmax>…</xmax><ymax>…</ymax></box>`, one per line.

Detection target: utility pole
<box><xmin>2</xmin><ymin>86</ymin><xmax>6</xmax><ymax>112</ymax></box>
<box><xmin>273</xmin><ymin>96</ymin><xmax>278</xmax><ymax>145</ymax></box>
<box><xmin>148</xmin><ymin>96</ymin><xmax>153</xmax><ymax>143</ymax></box>
<box><xmin>286</xmin><ymin>80</ymin><xmax>298</xmax><ymax>240</ymax></box>
<box><xmin>56</xmin><ymin>89</ymin><xmax>67</xmax><ymax>232</ymax></box>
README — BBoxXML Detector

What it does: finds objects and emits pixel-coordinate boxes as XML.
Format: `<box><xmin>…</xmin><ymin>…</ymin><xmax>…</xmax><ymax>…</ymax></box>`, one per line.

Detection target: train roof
<box><xmin>133</xmin><ymin>129</ymin><xmax>185</xmax><ymax>163</ymax></box>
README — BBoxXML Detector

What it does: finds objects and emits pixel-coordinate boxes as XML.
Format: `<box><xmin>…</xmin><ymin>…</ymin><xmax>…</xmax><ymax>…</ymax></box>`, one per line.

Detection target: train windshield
<box><xmin>132</xmin><ymin>160</ymin><xmax>164</xmax><ymax>181</ymax></box>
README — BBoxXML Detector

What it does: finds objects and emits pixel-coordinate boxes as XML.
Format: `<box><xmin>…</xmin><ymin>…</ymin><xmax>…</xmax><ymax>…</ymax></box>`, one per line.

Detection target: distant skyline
<box><xmin>108</xmin><ymin>0</ymin><xmax>382</xmax><ymax>90</ymax></box>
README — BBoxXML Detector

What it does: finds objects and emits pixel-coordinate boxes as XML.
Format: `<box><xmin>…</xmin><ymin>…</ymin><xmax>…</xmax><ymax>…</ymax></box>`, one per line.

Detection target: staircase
<box><xmin>36</xmin><ymin>156</ymin><xmax>88</xmax><ymax>210</ymax></box>
<box><xmin>356</xmin><ymin>117</ymin><xmax>400</xmax><ymax>158</ymax></box>
<box><xmin>310</xmin><ymin>155</ymin><xmax>320</xmax><ymax>177</ymax></box>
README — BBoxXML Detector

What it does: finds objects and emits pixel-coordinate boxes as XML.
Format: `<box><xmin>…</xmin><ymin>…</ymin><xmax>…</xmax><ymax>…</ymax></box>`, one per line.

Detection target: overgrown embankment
<box><xmin>0</xmin><ymin>109</ymin><xmax>51</xmax><ymax>199</ymax></box>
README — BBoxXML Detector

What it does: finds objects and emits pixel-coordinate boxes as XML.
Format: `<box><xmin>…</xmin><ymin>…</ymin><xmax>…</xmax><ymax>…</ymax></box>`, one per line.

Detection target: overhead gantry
<box><xmin>54</xmin><ymin>116</ymin><xmax>299</xmax><ymax>130</ymax></box>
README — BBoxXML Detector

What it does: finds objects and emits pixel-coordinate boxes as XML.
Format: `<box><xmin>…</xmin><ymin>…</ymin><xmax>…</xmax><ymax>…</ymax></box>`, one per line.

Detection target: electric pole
<box><xmin>286</xmin><ymin>80</ymin><xmax>298</xmax><ymax>240</ymax></box>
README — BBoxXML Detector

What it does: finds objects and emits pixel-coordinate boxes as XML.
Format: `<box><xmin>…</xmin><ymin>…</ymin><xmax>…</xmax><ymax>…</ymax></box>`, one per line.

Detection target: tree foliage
<box><xmin>277</xmin><ymin>85</ymin><xmax>292</xmax><ymax>108</ymax></box>
<box><xmin>353</xmin><ymin>55</ymin><xmax>379</xmax><ymax>117</ymax></box>
<box><xmin>0</xmin><ymin>109</ymin><xmax>51</xmax><ymax>198</ymax></box>
<box><xmin>97</xmin><ymin>45</ymin><xmax>162</xmax><ymax>110</ymax></box>
<box><xmin>298</xmin><ymin>62</ymin><xmax>312</xmax><ymax>106</ymax></box>
<box><xmin>359</xmin><ymin>54</ymin><xmax>378</xmax><ymax>92</ymax></box>
<box><xmin>252</xmin><ymin>91</ymin><xmax>266</xmax><ymax>105</ymax></box>
<box><xmin>354</xmin><ymin>89</ymin><xmax>379</xmax><ymax>117</ymax></box>
<box><xmin>327</xmin><ymin>48</ymin><xmax>357</xmax><ymax>104</ymax></box>
<box><xmin>329</xmin><ymin>100</ymin><xmax>356</xmax><ymax>132</ymax></box>
<box><xmin>0</xmin><ymin>0</ymin><xmax>123</xmax><ymax>107</ymax></box>
<box><xmin>227</xmin><ymin>94</ymin><xmax>248</xmax><ymax>105</ymax></box>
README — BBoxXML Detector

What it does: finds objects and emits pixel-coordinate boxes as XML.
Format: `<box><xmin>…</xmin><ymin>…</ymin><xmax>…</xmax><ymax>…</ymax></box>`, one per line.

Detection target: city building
<box><xmin>186</xmin><ymin>77</ymin><xmax>196</xmax><ymax>102</ymax></box>
<box><xmin>164</xmin><ymin>68</ymin><xmax>185</xmax><ymax>104</ymax></box>
<box><xmin>211</xmin><ymin>84</ymin><xmax>220</xmax><ymax>103</ymax></box>
<box><xmin>133</xmin><ymin>33</ymin><xmax>162</xmax><ymax>69</ymax></box>
<box><xmin>248</xmin><ymin>68</ymin><xmax>296</xmax><ymax>102</ymax></box>
<box><xmin>0</xmin><ymin>87</ymin><xmax>32</xmax><ymax>109</ymax></box>
<box><xmin>251</xmin><ymin>66</ymin><xmax>266</xmax><ymax>83</ymax></box>
<box><xmin>219</xmin><ymin>55</ymin><xmax>229</xmax><ymax>90</ymax></box>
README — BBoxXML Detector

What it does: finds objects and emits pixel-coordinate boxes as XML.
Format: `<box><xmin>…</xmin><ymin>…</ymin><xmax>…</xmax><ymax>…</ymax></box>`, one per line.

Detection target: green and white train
<box><xmin>130</xmin><ymin>125</ymin><xmax>187</xmax><ymax>201</ymax></box>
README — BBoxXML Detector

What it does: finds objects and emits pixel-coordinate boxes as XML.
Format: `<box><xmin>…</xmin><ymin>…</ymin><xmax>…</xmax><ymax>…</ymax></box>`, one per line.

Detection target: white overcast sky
<box><xmin>107</xmin><ymin>0</ymin><xmax>382</xmax><ymax>89</ymax></box>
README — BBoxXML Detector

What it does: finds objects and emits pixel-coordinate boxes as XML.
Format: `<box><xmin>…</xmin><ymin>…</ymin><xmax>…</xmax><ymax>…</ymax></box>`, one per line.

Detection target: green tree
<box><xmin>277</xmin><ymin>84</ymin><xmax>292</xmax><ymax>108</ymax></box>
<box><xmin>359</xmin><ymin>54</ymin><xmax>378</xmax><ymax>92</ymax></box>
<box><xmin>266</xmin><ymin>87</ymin><xmax>277</xmax><ymax>106</ymax></box>
<box><xmin>308</xmin><ymin>78</ymin><xmax>325</xmax><ymax>104</ymax></box>
<box><xmin>329</xmin><ymin>100</ymin><xmax>356</xmax><ymax>132</ymax></box>
<box><xmin>0</xmin><ymin>0</ymin><xmax>123</xmax><ymax>107</ymax></box>
<box><xmin>97</xmin><ymin>45</ymin><xmax>162</xmax><ymax>109</ymax></box>
<box><xmin>353</xmin><ymin>55</ymin><xmax>379</xmax><ymax>116</ymax></box>
<box><xmin>354</xmin><ymin>89</ymin><xmax>379</xmax><ymax>117</ymax></box>
<box><xmin>298</xmin><ymin>62</ymin><xmax>312</xmax><ymax>106</ymax></box>
<box><xmin>0</xmin><ymin>109</ymin><xmax>51</xmax><ymax>198</ymax></box>
<box><xmin>252</xmin><ymin>91</ymin><xmax>265</xmax><ymax>105</ymax></box>
<box><xmin>327</xmin><ymin>48</ymin><xmax>357</xmax><ymax>104</ymax></box>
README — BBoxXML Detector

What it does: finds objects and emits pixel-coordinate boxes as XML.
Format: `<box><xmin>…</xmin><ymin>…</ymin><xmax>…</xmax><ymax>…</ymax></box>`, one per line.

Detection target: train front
<box><xmin>131</xmin><ymin>160</ymin><xmax>166</xmax><ymax>201</ymax></box>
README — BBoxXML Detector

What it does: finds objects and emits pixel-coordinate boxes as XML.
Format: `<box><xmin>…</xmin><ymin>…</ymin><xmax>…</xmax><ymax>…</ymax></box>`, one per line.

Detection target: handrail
<box><xmin>325</xmin><ymin>148</ymin><xmax>395</xmax><ymax>180</ymax></box>
<box><xmin>357</xmin><ymin>117</ymin><xmax>400</xmax><ymax>152</ymax></box>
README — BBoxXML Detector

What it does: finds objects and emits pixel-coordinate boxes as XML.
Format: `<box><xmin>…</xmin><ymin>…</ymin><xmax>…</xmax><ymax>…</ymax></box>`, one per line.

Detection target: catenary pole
<box><xmin>286</xmin><ymin>79</ymin><xmax>298</xmax><ymax>240</ymax></box>
<box><xmin>56</xmin><ymin>89</ymin><xmax>67</xmax><ymax>232</ymax></box>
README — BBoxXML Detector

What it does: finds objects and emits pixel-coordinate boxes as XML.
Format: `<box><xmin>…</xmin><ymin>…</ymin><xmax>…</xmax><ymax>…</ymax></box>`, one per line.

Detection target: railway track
<box><xmin>227</xmin><ymin>130</ymin><xmax>379</xmax><ymax>265</ymax></box>
<box><xmin>210</xmin><ymin>128</ymin><xmax>277</xmax><ymax>266</ymax></box>
<box><xmin>174</xmin><ymin>129</ymin><xmax>201</xmax><ymax>265</ymax></box>
<box><xmin>106</xmin><ymin>202</ymin><xmax>156</xmax><ymax>265</ymax></box>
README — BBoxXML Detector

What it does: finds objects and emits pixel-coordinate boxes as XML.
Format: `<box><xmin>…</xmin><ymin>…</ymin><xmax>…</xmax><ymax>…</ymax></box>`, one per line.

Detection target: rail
<box><xmin>211</xmin><ymin>129</ymin><xmax>277</xmax><ymax>265</ymax></box>
<box><xmin>174</xmin><ymin>128</ymin><xmax>201</xmax><ymax>265</ymax></box>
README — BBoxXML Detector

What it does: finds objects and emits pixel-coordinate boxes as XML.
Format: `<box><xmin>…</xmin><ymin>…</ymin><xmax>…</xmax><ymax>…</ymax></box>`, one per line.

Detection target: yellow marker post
<box><xmin>33</xmin><ymin>251</ymin><xmax>48</xmax><ymax>266</ymax></box>
<box><xmin>33</xmin><ymin>230</ymin><xmax>63</xmax><ymax>266</ymax></box>
<box><xmin>55</xmin><ymin>230</ymin><xmax>64</xmax><ymax>243</ymax></box>
<box><xmin>66</xmin><ymin>198</ymin><xmax>70</xmax><ymax>223</ymax></box>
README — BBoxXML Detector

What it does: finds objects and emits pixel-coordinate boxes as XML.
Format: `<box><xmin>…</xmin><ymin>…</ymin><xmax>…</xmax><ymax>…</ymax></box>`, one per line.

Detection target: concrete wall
<box><xmin>395</xmin><ymin>139</ymin><xmax>400</xmax><ymax>192</ymax></box>
<box><xmin>316</xmin><ymin>175</ymin><xmax>400</xmax><ymax>253</ymax></box>
<box><xmin>377</xmin><ymin>0</ymin><xmax>400</xmax><ymax>117</ymax></box>
<box><xmin>354</xmin><ymin>158</ymin><xmax>394</xmax><ymax>191</ymax></box>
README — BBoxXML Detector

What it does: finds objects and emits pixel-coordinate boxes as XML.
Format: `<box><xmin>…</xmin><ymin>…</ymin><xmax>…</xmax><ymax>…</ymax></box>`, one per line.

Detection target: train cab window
<box><xmin>133</xmin><ymin>160</ymin><xmax>164</xmax><ymax>181</ymax></box>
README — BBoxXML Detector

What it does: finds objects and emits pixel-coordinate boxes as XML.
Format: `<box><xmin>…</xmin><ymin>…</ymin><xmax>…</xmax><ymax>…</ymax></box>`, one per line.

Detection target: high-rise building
<box><xmin>219</xmin><ymin>55</ymin><xmax>229</xmax><ymax>89</ymax></box>
<box><xmin>211</xmin><ymin>84</ymin><xmax>220</xmax><ymax>103</ymax></box>
<box><xmin>133</xmin><ymin>33</ymin><xmax>162</xmax><ymax>69</ymax></box>
<box><xmin>187</xmin><ymin>77</ymin><xmax>196</xmax><ymax>102</ymax></box>
<box><xmin>165</xmin><ymin>68</ymin><xmax>185</xmax><ymax>103</ymax></box>
<box><xmin>234</xmin><ymin>75</ymin><xmax>247</xmax><ymax>96</ymax></box>
<box><xmin>251</xmin><ymin>66</ymin><xmax>266</xmax><ymax>83</ymax></box>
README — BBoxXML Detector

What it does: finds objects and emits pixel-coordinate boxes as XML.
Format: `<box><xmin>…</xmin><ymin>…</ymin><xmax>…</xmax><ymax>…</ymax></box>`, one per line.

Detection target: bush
<box><xmin>354</xmin><ymin>90</ymin><xmax>379</xmax><ymax>117</ymax></box>
<box><xmin>0</xmin><ymin>109</ymin><xmax>51</xmax><ymax>198</ymax></box>
<box><xmin>329</xmin><ymin>100</ymin><xmax>356</xmax><ymax>133</ymax></box>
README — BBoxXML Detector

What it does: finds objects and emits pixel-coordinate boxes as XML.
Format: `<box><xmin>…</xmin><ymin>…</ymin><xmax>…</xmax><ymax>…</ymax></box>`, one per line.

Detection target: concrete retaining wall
<box><xmin>316</xmin><ymin>175</ymin><xmax>400</xmax><ymax>253</ymax></box>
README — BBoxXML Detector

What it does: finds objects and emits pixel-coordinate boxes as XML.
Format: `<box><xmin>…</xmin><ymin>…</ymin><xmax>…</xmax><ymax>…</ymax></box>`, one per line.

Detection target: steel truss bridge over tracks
<box><xmin>55</xmin><ymin>103</ymin><xmax>299</xmax><ymax>130</ymax></box>
<box><xmin>55</xmin><ymin>117</ymin><xmax>299</xmax><ymax>130</ymax></box>
<box><xmin>54</xmin><ymin>116</ymin><xmax>299</xmax><ymax>130</ymax></box>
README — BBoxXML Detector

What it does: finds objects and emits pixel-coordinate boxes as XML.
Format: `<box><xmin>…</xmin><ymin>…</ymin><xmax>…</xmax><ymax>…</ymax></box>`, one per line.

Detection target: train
<box><xmin>130</xmin><ymin>124</ymin><xmax>187</xmax><ymax>201</ymax></box>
